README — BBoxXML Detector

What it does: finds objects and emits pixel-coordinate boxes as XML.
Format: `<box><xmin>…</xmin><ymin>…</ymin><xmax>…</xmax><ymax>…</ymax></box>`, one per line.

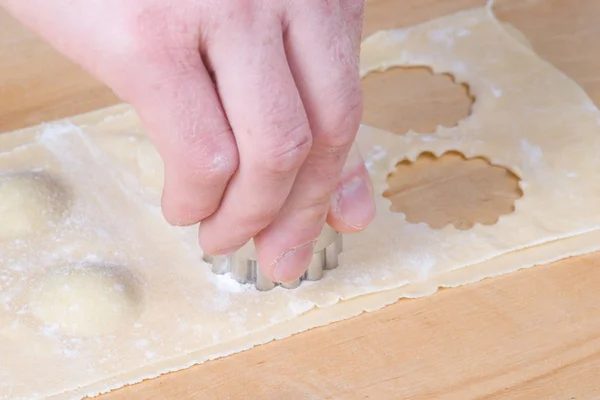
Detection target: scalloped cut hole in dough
<box><xmin>361</xmin><ymin>66</ymin><xmax>474</xmax><ymax>134</ymax></box>
<box><xmin>383</xmin><ymin>151</ymin><xmax>523</xmax><ymax>230</ymax></box>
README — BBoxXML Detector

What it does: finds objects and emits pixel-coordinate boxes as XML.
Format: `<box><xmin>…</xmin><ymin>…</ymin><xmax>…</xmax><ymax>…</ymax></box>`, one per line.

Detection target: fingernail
<box><xmin>338</xmin><ymin>175</ymin><xmax>375</xmax><ymax>230</ymax></box>
<box><xmin>273</xmin><ymin>241</ymin><xmax>316</xmax><ymax>283</ymax></box>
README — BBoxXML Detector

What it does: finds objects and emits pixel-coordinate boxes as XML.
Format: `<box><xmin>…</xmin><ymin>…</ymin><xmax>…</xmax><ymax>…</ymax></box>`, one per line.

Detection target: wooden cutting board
<box><xmin>2</xmin><ymin>0</ymin><xmax>600</xmax><ymax>398</ymax></box>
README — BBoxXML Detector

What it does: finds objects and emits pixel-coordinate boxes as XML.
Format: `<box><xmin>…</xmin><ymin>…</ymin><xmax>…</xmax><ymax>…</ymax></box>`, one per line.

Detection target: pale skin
<box><xmin>1</xmin><ymin>0</ymin><xmax>376</xmax><ymax>283</ymax></box>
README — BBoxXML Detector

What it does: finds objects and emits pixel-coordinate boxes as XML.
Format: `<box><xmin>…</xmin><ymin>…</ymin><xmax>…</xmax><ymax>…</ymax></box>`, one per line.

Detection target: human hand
<box><xmin>2</xmin><ymin>0</ymin><xmax>375</xmax><ymax>282</ymax></box>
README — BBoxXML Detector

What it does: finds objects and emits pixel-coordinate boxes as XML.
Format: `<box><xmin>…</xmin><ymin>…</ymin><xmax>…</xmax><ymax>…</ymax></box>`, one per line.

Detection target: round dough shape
<box><xmin>30</xmin><ymin>263</ymin><xmax>143</xmax><ymax>337</ymax></box>
<box><xmin>0</xmin><ymin>170</ymin><xmax>68</xmax><ymax>240</ymax></box>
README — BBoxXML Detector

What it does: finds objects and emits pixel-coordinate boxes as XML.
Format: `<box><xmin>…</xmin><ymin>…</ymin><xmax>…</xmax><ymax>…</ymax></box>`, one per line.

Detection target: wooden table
<box><xmin>2</xmin><ymin>0</ymin><xmax>600</xmax><ymax>398</ymax></box>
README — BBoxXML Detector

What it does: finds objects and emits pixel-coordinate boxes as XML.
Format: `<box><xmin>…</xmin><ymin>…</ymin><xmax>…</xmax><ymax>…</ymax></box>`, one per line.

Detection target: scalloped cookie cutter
<box><xmin>203</xmin><ymin>226</ymin><xmax>343</xmax><ymax>291</ymax></box>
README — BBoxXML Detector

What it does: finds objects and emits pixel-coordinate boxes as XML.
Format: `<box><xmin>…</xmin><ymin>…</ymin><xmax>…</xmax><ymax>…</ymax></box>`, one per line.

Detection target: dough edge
<box><xmin>33</xmin><ymin>5</ymin><xmax>600</xmax><ymax>399</ymax></box>
<box><xmin>3</xmin><ymin>3</ymin><xmax>598</xmax><ymax>399</ymax></box>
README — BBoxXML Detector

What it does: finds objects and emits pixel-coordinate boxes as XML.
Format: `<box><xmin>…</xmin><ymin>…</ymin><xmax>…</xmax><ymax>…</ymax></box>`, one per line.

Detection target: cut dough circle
<box><xmin>0</xmin><ymin>170</ymin><xmax>68</xmax><ymax>240</ymax></box>
<box><xmin>29</xmin><ymin>263</ymin><xmax>143</xmax><ymax>337</ymax></box>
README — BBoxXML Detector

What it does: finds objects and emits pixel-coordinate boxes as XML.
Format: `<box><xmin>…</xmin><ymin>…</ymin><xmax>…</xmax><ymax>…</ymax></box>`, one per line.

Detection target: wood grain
<box><xmin>362</xmin><ymin>67</ymin><xmax>474</xmax><ymax>134</ymax></box>
<box><xmin>1</xmin><ymin>0</ymin><xmax>600</xmax><ymax>399</ymax></box>
<box><xmin>384</xmin><ymin>152</ymin><xmax>523</xmax><ymax>230</ymax></box>
<box><xmin>0</xmin><ymin>12</ymin><xmax>119</xmax><ymax>133</ymax></box>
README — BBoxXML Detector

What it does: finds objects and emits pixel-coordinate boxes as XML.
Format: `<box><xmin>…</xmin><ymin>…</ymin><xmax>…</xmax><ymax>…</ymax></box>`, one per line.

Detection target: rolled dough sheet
<box><xmin>1</xmin><ymin>4</ymin><xmax>600</xmax><ymax>399</ymax></box>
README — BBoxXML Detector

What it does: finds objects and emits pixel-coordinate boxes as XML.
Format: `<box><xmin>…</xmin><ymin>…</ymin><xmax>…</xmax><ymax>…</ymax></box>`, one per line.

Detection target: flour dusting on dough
<box><xmin>1</xmin><ymin>5</ymin><xmax>600</xmax><ymax>400</ymax></box>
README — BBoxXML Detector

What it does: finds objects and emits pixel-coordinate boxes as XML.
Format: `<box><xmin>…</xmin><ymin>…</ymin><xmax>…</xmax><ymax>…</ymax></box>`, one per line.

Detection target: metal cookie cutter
<box><xmin>203</xmin><ymin>225</ymin><xmax>343</xmax><ymax>291</ymax></box>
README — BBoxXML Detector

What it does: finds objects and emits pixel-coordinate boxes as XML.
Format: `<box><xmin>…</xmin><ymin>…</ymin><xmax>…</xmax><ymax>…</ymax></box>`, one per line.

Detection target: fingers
<box><xmin>254</xmin><ymin>0</ymin><xmax>374</xmax><ymax>282</ymax></box>
<box><xmin>120</xmin><ymin>48</ymin><xmax>239</xmax><ymax>226</ymax></box>
<box><xmin>197</xmin><ymin>11</ymin><xmax>312</xmax><ymax>255</ymax></box>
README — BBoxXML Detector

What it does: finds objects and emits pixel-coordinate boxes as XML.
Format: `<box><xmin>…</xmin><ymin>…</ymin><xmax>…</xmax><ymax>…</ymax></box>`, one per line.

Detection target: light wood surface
<box><xmin>2</xmin><ymin>0</ymin><xmax>600</xmax><ymax>399</ymax></box>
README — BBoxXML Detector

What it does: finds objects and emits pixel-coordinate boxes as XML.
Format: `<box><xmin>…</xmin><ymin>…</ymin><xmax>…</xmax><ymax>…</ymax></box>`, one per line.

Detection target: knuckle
<box><xmin>261</xmin><ymin>121</ymin><xmax>313</xmax><ymax>175</ymax></box>
<box><xmin>178</xmin><ymin>132</ymin><xmax>239</xmax><ymax>185</ymax></box>
<box><xmin>319</xmin><ymin>88</ymin><xmax>363</xmax><ymax>148</ymax></box>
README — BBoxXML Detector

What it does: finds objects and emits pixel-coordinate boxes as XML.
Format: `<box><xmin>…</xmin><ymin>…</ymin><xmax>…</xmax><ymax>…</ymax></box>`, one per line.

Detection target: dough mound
<box><xmin>29</xmin><ymin>263</ymin><xmax>143</xmax><ymax>337</ymax></box>
<box><xmin>0</xmin><ymin>170</ymin><xmax>68</xmax><ymax>240</ymax></box>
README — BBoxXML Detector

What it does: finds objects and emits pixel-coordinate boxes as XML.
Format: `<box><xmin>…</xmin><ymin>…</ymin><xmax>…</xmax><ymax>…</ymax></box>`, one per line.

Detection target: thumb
<box><xmin>327</xmin><ymin>141</ymin><xmax>375</xmax><ymax>232</ymax></box>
